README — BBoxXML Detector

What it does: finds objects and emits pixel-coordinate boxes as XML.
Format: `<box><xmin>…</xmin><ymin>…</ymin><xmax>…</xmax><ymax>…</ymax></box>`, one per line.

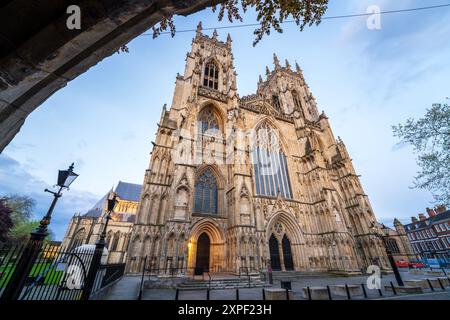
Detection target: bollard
<box><xmin>427</xmin><ymin>279</ymin><xmax>435</xmax><ymax>291</ymax></box>
<box><xmin>390</xmin><ymin>282</ymin><xmax>397</xmax><ymax>295</ymax></box>
<box><xmin>345</xmin><ymin>284</ymin><xmax>351</xmax><ymax>300</ymax></box>
<box><xmin>438</xmin><ymin>278</ymin><xmax>445</xmax><ymax>291</ymax></box>
<box><xmin>236</xmin><ymin>289</ymin><xmax>239</xmax><ymax>301</ymax></box>
<box><xmin>327</xmin><ymin>285</ymin><xmax>332</xmax><ymax>300</ymax></box>
<box><xmin>361</xmin><ymin>284</ymin><xmax>367</xmax><ymax>298</ymax></box>
<box><xmin>285</xmin><ymin>288</ymin><xmax>290</xmax><ymax>300</ymax></box>
<box><xmin>262</xmin><ymin>288</ymin><xmax>266</xmax><ymax>300</ymax></box>
<box><xmin>207</xmin><ymin>289</ymin><xmax>210</xmax><ymax>300</ymax></box>
<box><xmin>175</xmin><ymin>288</ymin><xmax>179</xmax><ymax>300</ymax></box>
<box><xmin>378</xmin><ymin>288</ymin><xmax>383</xmax><ymax>297</ymax></box>
<box><xmin>307</xmin><ymin>286</ymin><xmax>312</xmax><ymax>300</ymax></box>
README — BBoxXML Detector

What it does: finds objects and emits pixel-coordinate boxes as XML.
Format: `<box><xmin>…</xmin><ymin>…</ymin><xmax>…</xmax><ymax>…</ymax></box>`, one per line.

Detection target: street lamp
<box><xmin>369</xmin><ymin>224</ymin><xmax>404</xmax><ymax>287</ymax></box>
<box><xmin>81</xmin><ymin>192</ymin><xmax>117</xmax><ymax>300</ymax></box>
<box><xmin>1</xmin><ymin>163</ymin><xmax>78</xmax><ymax>301</ymax></box>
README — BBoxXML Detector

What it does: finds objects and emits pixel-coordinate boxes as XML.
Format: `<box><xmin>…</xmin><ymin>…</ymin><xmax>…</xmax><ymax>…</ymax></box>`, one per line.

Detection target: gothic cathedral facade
<box><xmin>126</xmin><ymin>25</ymin><xmax>389</xmax><ymax>275</ymax></box>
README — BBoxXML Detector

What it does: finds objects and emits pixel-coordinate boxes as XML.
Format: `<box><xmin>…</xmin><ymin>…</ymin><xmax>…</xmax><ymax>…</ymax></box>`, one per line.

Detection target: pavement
<box><xmin>102</xmin><ymin>269</ymin><xmax>450</xmax><ymax>300</ymax></box>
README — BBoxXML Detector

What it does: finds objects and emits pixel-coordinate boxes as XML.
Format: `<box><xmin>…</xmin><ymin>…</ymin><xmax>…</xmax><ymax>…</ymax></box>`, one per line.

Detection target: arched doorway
<box><xmin>195</xmin><ymin>233</ymin><xmax>210</xmax><ymax>272</ymax></box>
<box><xmin>269</xmin><ymin>234</ymin><xmax>281</xmax><ymax>271</ymax></box>
<box><xmin>282</xmin><ymin>235</ymin><xmax>294</xmax><ymax>271</ymax></box>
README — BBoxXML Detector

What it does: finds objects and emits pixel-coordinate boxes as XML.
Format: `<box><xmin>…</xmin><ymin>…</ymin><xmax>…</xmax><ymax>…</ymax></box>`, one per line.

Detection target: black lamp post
<box><xmin>1</xmin><ymin>163</ymin><xmax>78</xmax><ymax>301</ymax></box>
<box><xmin>370</xmin><ymin>224</ymin><xmax>404</xmax><ymax>287</ymax></box>
<box><xmin>80</xmin><ymin>192</ymin><xmax>117</xmax><ymax>300</ymax></box>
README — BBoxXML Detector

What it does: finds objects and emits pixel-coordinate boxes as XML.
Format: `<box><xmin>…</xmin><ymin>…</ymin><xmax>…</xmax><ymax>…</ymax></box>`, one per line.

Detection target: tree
<box><xmin>152</xmin><ymin>0</ymin><xmax>329</xmax><ymax>46</ymax></box>
<box><xmin>2</xmin><ymin>195</ymin><xmax>54</xmax><ymax>245</ymax></box>
<box><xmin>3</xmin><ymin>194</ymin><xmax>35</xmax><ymax>223</ymax></box>
<box><xmin>393</xmin><ymin>103</ymin><xmax>450</xmax><ymax>206</ymax></box>
<box><xmin>0</xmin><ymin>198</ymin><xmax>14</xmax><ymax>243</ymax></box>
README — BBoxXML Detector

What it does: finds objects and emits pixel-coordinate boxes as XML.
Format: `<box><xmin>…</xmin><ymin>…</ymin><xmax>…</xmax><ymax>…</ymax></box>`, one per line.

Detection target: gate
<box><xmin>0</xmin><ymin>243</ymin><xmax>123</xmax><ymax>300</ymax></box>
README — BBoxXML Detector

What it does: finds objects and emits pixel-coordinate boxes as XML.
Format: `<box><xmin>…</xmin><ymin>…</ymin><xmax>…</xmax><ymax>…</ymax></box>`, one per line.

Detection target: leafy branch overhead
<box><xmin>152</xmin><ymin>0</ymin><xmax>329</xmax><ymax>46</ymax></box>
<box><xmin>393</xmin><ymin>103</ymin><xmax>450</xmax><ymax>206</ymax></box>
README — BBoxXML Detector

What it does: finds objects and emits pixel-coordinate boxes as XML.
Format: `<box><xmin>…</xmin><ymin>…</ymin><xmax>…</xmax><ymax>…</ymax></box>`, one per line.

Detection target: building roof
<box><xmin>82</xmin><ymin>181</ymin><xmax>142</xmax><ymax>218</ymax></box>
<box><xmin>404</xmin><ymin>210</ymin><xmax>450</xmax><ymax>230</ymax></box>
<box><xmin>115</xmin><ymin>181</ymin><xmax>142</xmax><ymax>202</ymax></box>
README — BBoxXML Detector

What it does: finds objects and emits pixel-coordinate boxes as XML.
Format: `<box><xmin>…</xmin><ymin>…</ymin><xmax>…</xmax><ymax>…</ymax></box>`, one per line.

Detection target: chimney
<box><xmin>411</xmin><ymin>216</ymin><xmax>418</xmax><ymax>223</ymax></box>
<box><xmin>418</xmin><ymin>213</ymin><xmax>426</xmax><ymax>221</ymax></box>
<box><xmin>426</xmin><ymin>207</ymin><xmax>437</xmax><ymax>218</ymax></box>
<box><xmin>435</xmin><ymin>205</ymin><xmax>447</xmax><ymax>214</ymax></box>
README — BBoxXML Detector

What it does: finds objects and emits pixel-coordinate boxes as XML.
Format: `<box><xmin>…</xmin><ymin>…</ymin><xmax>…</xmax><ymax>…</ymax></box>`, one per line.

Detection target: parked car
<box><xmin>409</xmin><ymin>262</ymin><xmax>427</xmax><ymax>269</ymax></box>
<box><xmin>395</xmin><ymin>260</ymin><xmax>409</xmax><ymax>268</ymax></box>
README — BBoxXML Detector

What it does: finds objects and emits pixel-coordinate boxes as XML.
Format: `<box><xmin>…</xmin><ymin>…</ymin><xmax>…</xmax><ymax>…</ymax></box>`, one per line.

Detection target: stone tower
<box><xmin>126</xmin><ymin>26</ymin><xmax>389</xmax><ymax>275</ymax></box>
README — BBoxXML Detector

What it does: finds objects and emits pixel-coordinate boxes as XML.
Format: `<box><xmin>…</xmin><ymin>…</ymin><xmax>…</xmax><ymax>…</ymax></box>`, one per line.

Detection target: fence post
<box><xmin>390</xmin><ymin>282</ymin><xmax>397</xmax><ymax>295</ymax></box>
<box><xmin>437</xmin><ymin>278</ymin><xmax>445</xmax><ymax>291</ymax></box>
<box><xmin>285</xmin><ymin>288</ymin><xmax>290</xmax><ymax>301</ymax></box>
<box><xmin>327</xmin><ymin>285</ymin><xmax>332</xmax><ymax>300</ymax></box>
<box><xmin>361</xmin><ymin>284</ymin><xmax>367</xmax><ymax>298</ymax></box>
<box><xmin>378</xmin><ymin>288</ymin><xmax>383</xmax><ymax>297</ymax></box>
<box><xmin>427</xmin><ymin>279</ymin><xmax>434</xmax><ymax>291</ymax></box>
<box><xmin>345</xmin><ymin>284</ymin><xmax>351</xmax><ymax>300</ymax></box>
<box><xmin>206</xmin><ymin>289</ymin><xmax>210</xmax><ymax>300</ymax></box>
<box><xmin>236</xmin><ymin>289</ymin><xmax>239</xmax><ymax>300</ymax></box>
<box><xmin>307</xmin><ymin>286</ymin><xmax>312</xmax><ymax>300</ymax></box>
<box><xmin>80</xmin><ymin>239</ymin><xmax>105</xmax><ymax>300</ymax></box>
<box><xmin>175</xmin><ymin>288</ymin><xmax>179</xmax><ymax>300</ymax></box>
<box><xmin>262</xmin><ymin>289</ymin><xmax>266</xmax><ymax>300</ymax></box>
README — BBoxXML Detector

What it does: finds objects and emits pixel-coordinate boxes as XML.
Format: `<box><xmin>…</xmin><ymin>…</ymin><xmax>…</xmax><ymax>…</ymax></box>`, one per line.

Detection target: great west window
<box><xmin>252</xmin><ymin>122</ymin><xmax>292</xmax><ymax>199</ymax></box>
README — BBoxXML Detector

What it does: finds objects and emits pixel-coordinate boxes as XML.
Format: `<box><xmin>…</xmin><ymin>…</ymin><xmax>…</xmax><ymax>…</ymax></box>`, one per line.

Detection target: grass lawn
<box><xmin>0</xmin><ymin>262</ymin><xmax>64</xmax><ymax>288</ymax></box>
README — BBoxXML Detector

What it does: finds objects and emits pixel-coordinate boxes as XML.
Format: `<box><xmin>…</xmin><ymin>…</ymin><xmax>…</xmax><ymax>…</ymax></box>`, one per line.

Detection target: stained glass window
<box><xmin>199</xmin><ymin>108</ymin><xmax>219</xmax><ymax>134</ymax></box>
<box><xmin>252</xmin><ymin>122</ymin><xmax>292</xmax><ymax>199</ymax></box>
<box><xmin>194</xmin><ymin>168</ymin><xmax>218</xmax><ymax>214</ymax></box>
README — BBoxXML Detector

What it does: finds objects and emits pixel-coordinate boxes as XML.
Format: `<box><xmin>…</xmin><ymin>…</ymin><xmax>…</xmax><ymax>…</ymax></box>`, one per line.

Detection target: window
<box><xmin>272</xmin><ymin>95</ymin><xmax>281</xmax><ymax>112</ymax></box>
<box><xmin>199</xmin><ymin>107</ymin><xmax>219</xmax><ymax>134</ymax></box>
<box><xmin>203</xmin><ymin>61</ymin><xmax>219</xmax><ymax>90</ymax></box>
<box><xmin>194</xmin><ymin>168</ymin><xmax>218</xmax><ymax>214</ymax></box>
<box><xmin>292</xmin><ymin>91</ymin><xmax>304</xmax><ymax>116</ymax></box>
<box><xmin>252</xmin><ymin>122</ymin><xmax>293</xmax><ymax>199</ymax></box>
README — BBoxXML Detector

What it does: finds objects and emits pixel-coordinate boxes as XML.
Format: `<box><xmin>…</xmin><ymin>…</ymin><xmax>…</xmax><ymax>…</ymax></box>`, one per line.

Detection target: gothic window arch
<box><xmin>198</xmin><ymin>107</ymin><xmax>220</xmax><ymax>135</ymax></box>
<box><xmin>292</xmin><ymin>91</ymin><xmax>304</xmax><ymax>116</ymax></box>
<box><xmin>194</xmin><ymin>168</ymin><xmax>218</xmax><ymax>214</ymax></box>
<box><xmin>252</xmin><ymin>122</ymin><xmax>293</xmax><ymax>199</ymax></box>
<box><xmin>203</xmin><ymin>61</ymin><xmax>219</xmax><ymax>90</ymax></box>
<box><xmin>272</xmin><ymin>95</ymin><xmax>281</xmax><ymax>112</ymax></box>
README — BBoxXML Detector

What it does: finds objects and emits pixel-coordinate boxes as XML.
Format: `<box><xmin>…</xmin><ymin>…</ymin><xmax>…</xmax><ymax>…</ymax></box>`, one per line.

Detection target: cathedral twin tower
<box><xmin>126</xmin><ymin>25</ymin><xmax>389</xmax><ymax>275</ymax></box>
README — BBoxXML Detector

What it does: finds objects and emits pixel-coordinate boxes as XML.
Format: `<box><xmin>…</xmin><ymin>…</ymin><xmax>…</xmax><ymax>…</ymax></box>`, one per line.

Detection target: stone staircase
<box><xmin>177</xmin><ymin>275</ymin><xmax>268</xmax><ymax>290</ymax></box>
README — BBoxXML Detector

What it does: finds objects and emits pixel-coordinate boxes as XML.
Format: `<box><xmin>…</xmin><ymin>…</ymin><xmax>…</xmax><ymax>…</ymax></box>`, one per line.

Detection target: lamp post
<box><xmin>369</xmin><ymin>224</ymin><xmax>404</xmax><ymax>287</ymax></box>
<box><xmin>80</xmin><ymin>192</ymin><xmax>117</xmax><ymax>300</ymax></box>
<box><xmin>1</xmin><ymin>163</ymin><xmax>78</xmax><ymax>301</ymax></box>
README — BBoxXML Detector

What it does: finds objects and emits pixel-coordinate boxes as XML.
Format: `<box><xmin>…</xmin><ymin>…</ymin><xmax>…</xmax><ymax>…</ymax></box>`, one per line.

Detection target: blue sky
<box><xmin>1</xmin><ymin>0</ymin><xmax>449</xmax><ymax>240</ymax></box>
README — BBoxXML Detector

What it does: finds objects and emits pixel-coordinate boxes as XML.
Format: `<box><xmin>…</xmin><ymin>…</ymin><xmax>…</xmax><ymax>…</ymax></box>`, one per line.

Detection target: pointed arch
<box><xmin>251</xmin><ymin>119</ymin><xmax>293</xmax><ymax>199</ymax></box>
<box><xmin>203</xmin><ymin>59</ymin><xmax>219</xmax><ymax>90</ymax></box>
<box><xmin>194</xmin><ymin>167</ymin><xmax>218</xmax><ymax>214</ymax></box>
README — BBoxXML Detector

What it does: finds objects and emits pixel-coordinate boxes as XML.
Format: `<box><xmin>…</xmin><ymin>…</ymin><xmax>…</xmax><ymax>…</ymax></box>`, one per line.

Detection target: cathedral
<box><xmin>126</xmin><ymin>24</ymin><xmax>390</xmax><ymax>275</ymax></box>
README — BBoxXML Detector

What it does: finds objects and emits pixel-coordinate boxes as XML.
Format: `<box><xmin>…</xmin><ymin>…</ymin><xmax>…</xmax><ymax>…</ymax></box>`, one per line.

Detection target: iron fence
<box><xmin>0</xmin><ymin>243</ymin><xmax>125</xmax><ymax>300</ymax></box>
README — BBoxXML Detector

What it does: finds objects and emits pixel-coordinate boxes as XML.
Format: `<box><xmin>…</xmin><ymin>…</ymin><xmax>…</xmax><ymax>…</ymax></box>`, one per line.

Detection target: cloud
<box><xmin>0</xmin><ymin>154</ymin><xmax>100</xmax><ymax>240</ymax></box>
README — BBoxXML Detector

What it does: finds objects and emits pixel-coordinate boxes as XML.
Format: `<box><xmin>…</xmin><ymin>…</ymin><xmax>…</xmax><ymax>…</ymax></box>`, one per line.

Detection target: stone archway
<box><xmin>195</xmin><ymin>233</ymin><xmax>210</xmax><ymax>271</ymax></box>
<box><xmin>187</xmin><ymin>219</ymin><xmax>225</xmax><ymax>273</ymax></box>
<box><xmin>0</xmin><ymin>0</ymin><xmax>222</xmax><ymax>152</ymax></box>
<box><xmin>266</xmin><ymin>211</ymin><xmax>305</xmax><ymax>271</ymax></box>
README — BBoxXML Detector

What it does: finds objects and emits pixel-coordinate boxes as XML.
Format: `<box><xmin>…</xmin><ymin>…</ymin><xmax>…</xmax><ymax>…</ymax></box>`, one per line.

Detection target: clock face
<box><xmin>293</xmin><ymin>111</ymin><xmax>300</xmax><ymax>118</ymax></box>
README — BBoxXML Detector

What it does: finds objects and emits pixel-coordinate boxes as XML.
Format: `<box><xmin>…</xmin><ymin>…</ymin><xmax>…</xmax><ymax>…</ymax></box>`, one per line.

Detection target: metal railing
<box><xmin>0</xmin><ymin>243</ymin><xmax>125</xmax><ymax>300</ymax></box>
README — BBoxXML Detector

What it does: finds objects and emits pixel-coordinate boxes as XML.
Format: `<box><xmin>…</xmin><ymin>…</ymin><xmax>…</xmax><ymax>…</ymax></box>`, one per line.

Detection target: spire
<box><xmin>212</xmin><ymin>29</ymin><xmax>218</xmax><ymax>40</ymax></box>
<box><xmin>226</xmin><ymin>33</ymin><xmax>232</xmax><ymax>48</ymax></box>
<box><xmin>265</xmin><ymin>66</ymin><xmax>270</xmax><ymax>76</ymax></box>
<box><xmin>285</xmin><ymin>59</ymin><xmax>291</xmax><ymax>70</ymax></box>
<box><xmin>258</xmin><ymin>74</ymin><xmax>263</xmax><ymax>84</ymax></box>
<box><xmin>273</xmin><ymin>53</ymin><xmax>280</xmax><ymax>69</ymax></box>
<box><xmin>295</xmin><ymin>61</ymin><xmax>301</xmax><ymax>72</ymax></box>
<box><xmin>196</xmin><ymin>21</ymin><xmax>202</xmax><ymax>33</ymax></box>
